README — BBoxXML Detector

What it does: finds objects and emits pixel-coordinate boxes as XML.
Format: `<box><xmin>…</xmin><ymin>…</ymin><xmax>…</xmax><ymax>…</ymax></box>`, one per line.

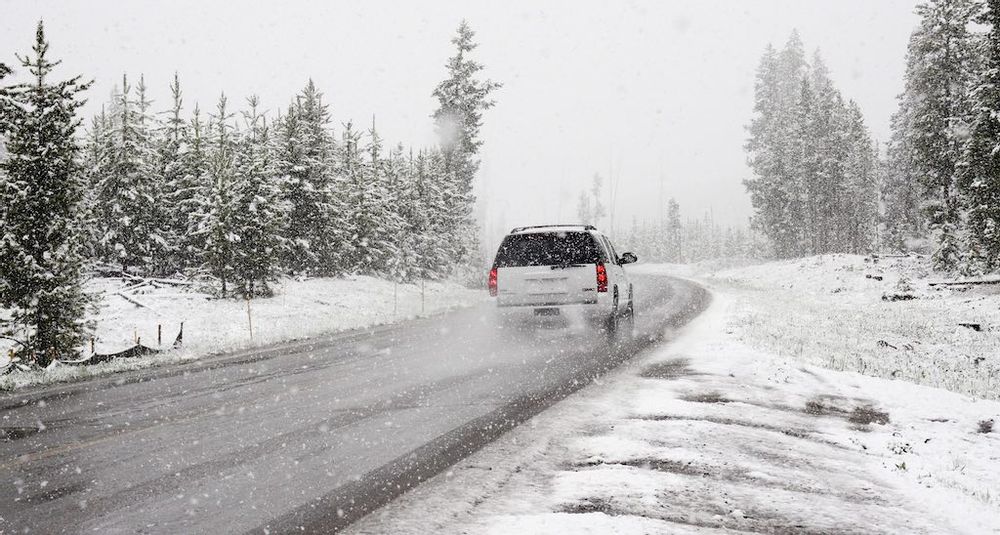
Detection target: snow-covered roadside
<box><xmin>699</xmin><ymin>254</ymin><xmax>1000</xmax><ymax>401</ymax></box>
<box><xmin>347</xmin><ymin>289</ymin><xmax>1000</xmax><ymax>534</ymax></box>
<box><xmin>0</xmin><ymin>276</ymin><xmax>485</xmax><ymax>391</ymax></box>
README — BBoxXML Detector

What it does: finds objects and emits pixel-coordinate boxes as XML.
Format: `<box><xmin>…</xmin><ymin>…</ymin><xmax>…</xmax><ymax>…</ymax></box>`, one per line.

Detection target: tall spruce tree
<box><xmin>666</xmin><ymin>198</ymin><xmax>682</xmax><ymax>262</ymax></box>
<box><xmin>199</xmin><ymin>94</ymin><xmax>237</xmax><ymax>295</ymax></box>
<box><xmin>843</xmin><ymin>101</ymin><xmax>879</xmax><ymax>254</ymax></box>
<box><xmin>432</xmin><ymin>21</ymin><xmax>500</xmax><ymax>277</ymax></box>
<box><xmin>902</xmin><ymin>0</ymin><xmax>980</xmax><ymax>269</ymax></box>
<box><xmin>883</xmin><ymin>93</ymin><xmax>923</xmax><ymax>251</ymax></box>
<box><xmin>0</xmin><ymin>22</ymin><xmax>92</xmax><ymax>364</ymax></box>
<box><xmin>275</xmin><ymin>80</ymin><xmax>344</xmax><ymax>275</ymax></box>
<box><xmin>93</xmin><ymin>74</ymin><xmax>167</xmax><ymax>273</ymax></box>
<box><xmin>158</xmin><ymin>73</ymin><xmax>189</xmax><ymax>273</ymax></box>
<box><xmin>230</xmin><ymin>96</ymin><xmax>286</xmax><ymax>297</ymax></box>
<box><xmin>177</xmin><ymin>104</ymin><xmax>209</xmax><ymax>269</ymax></box>
<box><xmin>347</xmin><ymin>121</ymin><xmax>402</xmax><ymax>274</ymax></box>
<box><xmin>962</xmin><ymin>0</ymin><xmax>1000</xmax><ymax>270</ymax></box>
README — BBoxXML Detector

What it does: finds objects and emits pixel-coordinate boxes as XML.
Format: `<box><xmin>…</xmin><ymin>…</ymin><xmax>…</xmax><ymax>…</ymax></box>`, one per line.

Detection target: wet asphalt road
<box><xmin>0</xmin><ymin>273</ymin><xmax>707</xmax><ymax>534</ymax></box>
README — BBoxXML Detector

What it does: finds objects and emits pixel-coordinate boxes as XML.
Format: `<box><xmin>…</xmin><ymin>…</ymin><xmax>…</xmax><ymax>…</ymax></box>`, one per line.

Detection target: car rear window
<box><xmin>493</xmin><ymin>232</ymin><xmax>603</xmax><ymax>267</ymax></box>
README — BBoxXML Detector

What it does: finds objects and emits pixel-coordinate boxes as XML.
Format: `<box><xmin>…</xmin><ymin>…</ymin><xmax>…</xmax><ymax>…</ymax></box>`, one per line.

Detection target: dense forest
<box><xmin>742</xmin><ymin>0</ymin><xmax>1000</xmax><ymax>275</ymax></box>
<box><xmin>743</xmin><ymin>31</ymin><xmax>880</xmax><ymax>259</ymax></box>
<box><xmin>883</xmin><ymin>0</ymin><xmax>1000</xmax><ymax>274</ymax></box>
<box><xmin>0</xmin><ymin>21</ymin><xmax>498</xmax><ymax>361</ymax></box>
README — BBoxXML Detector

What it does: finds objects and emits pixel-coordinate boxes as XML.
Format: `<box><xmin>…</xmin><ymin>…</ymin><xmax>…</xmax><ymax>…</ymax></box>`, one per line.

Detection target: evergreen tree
<box><xmin>746</xmin><ymin>32</ymin><xmax>880</xmax><ymax>259</ymax></box>
<box><xmin>882</xmin><ymin>94</ymin><xmax>923</xmax><ymax>250</ymax></box>
<box><xmin>340</xmin><ymin>120</ymin><xmax>401</xmax><ymax>274</ymax></box>
<box><xmin>902</xmin><ymin>0</ymin><xmax>980</xmax><ymax>269</ymax></box>
<box><xmin>231</xmin><ymin>96</ymin><xmax>286</xmax><ymax>297</ymax></box>
<box><xmin>275</xmin><ymin>80</ymin><xmax>344</xmax><ymax>274</ymax></box>
<box><xmin>0</xmin><ymin>22</ymin><xmax>92</xmax><ymax>364</ymax></box>
<box><xmin>409</xmin><ymin>148</ymin><xmax>452</xmax><ymax>279</ymax></box>
<box><xmin>432</xmin><ymin>20</ymin><xmax>501</xmax><ymax>277</ymax></box>
<box><xmin>158</xmin><ymin>73</ymin><xmax>190</xmax><ymax>273</ymax></box>
<box><xmin>198</xmin><ymin>94</ymin><xmax>237</xmax><ymax>295</ymax></box>
<box><xmin>175</xmin><ymin>104</ymin><xmax>210</xmax><ymax>270</ymax></box>
<box><xmin>962</xmin><ymin>0</ymin><xmax>1000</xmax><ymax>270</ymax></box>
<box><xmin>666</xmin><ymin>198</ymin><xmax>682</xmax><ymax>262</ymax></box>
<box><xmin>744</xmin><ymin>37</ymin><xmax>805</xmax><ymax>258</ymax></box>
<box><xmin>383</xmin><ymin>145</ymin><xmax>419</xmax><ymax>282</ymax></box>
<box><xmin>80</xmin><ymin>107</ymin><xmax>108</xmax><ymax>260</ymax></box>
<box><xmin>93</xmin><ymin>74</ymin><xmax>167</xmax><ymax>273</ymax></box>
<box><xmin>843</xmin><ymin>101</ymin><xmax>879</xmax><ymax>254</ymax></box>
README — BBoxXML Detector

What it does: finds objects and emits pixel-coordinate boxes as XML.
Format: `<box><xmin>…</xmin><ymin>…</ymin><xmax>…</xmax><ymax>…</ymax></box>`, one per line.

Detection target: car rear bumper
<box><xmin>494</xmin><ymin>299</ymin><xmax>612</xmax><ymax>321</ymax></box>
<box><xmin>496</xmin><ymin>298</ymin><xmax>597</xmax><ymax>307</ymax></box>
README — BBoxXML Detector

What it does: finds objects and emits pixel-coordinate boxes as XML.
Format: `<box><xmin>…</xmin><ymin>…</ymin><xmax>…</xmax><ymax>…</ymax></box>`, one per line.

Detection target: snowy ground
<box><xmin>347</xmin><ymin>265</ymin><xmax>1000</xmax><ymax>534</ymax></box>
<box><xmin>702</xmin><ymin>254</ymin><xmax>1000</xmax><ymax>401</ymax></box>
<box><xmin>0</xmin><ymin>275</ymin><xmax>484</xmax><ymax>391</ymax></box>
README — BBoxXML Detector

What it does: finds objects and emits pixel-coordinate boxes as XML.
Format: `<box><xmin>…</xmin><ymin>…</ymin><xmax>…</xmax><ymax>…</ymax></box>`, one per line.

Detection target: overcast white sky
<box><xmin>2</xmin><ymin>0</ymin><xmax>921</xmax><ymax>245</ymax></box>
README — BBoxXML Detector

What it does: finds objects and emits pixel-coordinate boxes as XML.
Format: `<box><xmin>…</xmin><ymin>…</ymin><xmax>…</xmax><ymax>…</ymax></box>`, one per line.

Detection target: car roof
<box><xmin>509</xmin><ymin>224</ymin><xmax>600</xmax><ymax>235</ymax></box>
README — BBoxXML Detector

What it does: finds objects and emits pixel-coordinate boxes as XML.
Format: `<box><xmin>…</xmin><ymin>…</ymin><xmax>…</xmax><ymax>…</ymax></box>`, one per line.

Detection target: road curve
<box><xmin>0</xmin><ymin>273</ymin><xmax>708</xmax><ymax>534</ymax></box>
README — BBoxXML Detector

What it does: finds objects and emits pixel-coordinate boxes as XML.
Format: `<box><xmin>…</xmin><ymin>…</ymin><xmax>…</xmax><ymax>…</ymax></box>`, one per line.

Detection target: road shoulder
<box><xmin>346</xmin><ymin>290</ymin><xmax>1000</xmax><ymax>534</ymax></box>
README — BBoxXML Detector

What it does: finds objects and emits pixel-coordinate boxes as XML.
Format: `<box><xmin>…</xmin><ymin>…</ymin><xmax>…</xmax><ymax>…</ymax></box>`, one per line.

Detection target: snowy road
<box><xmin>0</xmin><ymin>273</ymin><xmax>708</xmax><ymax>534</ymax></box>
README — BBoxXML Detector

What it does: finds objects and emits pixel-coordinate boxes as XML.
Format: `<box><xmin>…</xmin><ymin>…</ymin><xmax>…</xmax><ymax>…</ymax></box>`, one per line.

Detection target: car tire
<box><xmin>604</xmin><ymin>290</ymin><xmax>619</xmax><ymax>341</ymax></box>
<box><xmin>621</xmin><ymin>298</ymin><xmax>636</xmax><ymax>345</ymax></box>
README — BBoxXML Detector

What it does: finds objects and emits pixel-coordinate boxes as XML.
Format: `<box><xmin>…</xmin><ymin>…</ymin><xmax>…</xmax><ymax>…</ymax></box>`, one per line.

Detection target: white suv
<box><xmin>488</xmin><ymin>225</ymin><xmax>637</xmax><ymax>335</ymax></box>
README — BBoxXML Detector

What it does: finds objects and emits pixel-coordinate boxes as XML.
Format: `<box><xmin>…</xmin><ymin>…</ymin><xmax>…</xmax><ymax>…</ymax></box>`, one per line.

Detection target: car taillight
<box><xmin>488</xmin><ymin>267</ymin><xmax>498</xmax><ymax>296</ymax></box>
<box><xmin>596</xmin><ymin>262</ymin><xmax>608</xmax><ymax>293</ymax></box>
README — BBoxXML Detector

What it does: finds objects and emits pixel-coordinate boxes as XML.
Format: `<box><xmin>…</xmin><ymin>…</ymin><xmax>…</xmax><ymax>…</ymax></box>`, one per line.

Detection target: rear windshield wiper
<box><xmin>550</xmin><ymin>263</ymin><xmax>586</xmax><ymax>270</ymax></box>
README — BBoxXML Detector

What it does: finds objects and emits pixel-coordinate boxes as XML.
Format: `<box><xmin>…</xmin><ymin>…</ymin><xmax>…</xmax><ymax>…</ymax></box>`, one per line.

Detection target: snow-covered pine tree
<box><xmin>157</xmin><ymin>73</ymin><xmax>190</xmax><ymax>274</ymax></box>
<box><xmin>136</xmin><ymin>75</ymin><xmax>172</xmax><ymax>274</ymax></box>
<box><xmin>230</xmin><ymin>96</ymin><xmax>286</xmax><ymax>297</ymax></box>
<box><xmin>409</xmin><ymin>148</ymin><xmax>452</xmax><ymax>279</ymax></box>
<box><xmin>93</xmin><ymin>74</ymin><xmax>167</xmax><ymax>274</ymax></box>
<box><xmin>843</xmin><ymin>101</ymin><xmax>879</xmax><ymax>254</ymax></box>
<box><xmin>383</xmin><ymin>145</ymin><xmax>419</xmax><ymax>283</ymax></box>
<box><xmin>175</xmin><ymin>104</ymin><xmax>210</xmax><ymax>271</ymax></box>
<box><xmin>786</xmin><ymin>76</ymin><xmax>814</xmax><ymax>256</ymax></box>
<box><xmin>275</xmin><ymin>80</ymin><xmax>344</xmax><ymax>275</ymax></box>
<box><xmin>666</xmin><ymin>198</ymin><xmax>682</xmax><ymax>262</ymax></box>
<box><xmin>338</xmin><ymin>120</ymin><xmax>366</xmax><ymax>271</ymax></box>
<box><xmin>747</xmin><ymin>33</ymin><xmax>879</xmax><ymax>259</ymax></box>
<box><xmin>79</xmin><ymin>107</ymin><xmax>108</xmax><ymax>260</ymax></box>
<box><xmin>198</xmin><ymin>94</ymin><xmax>237</xmax><ymax>295</ymax></box>
<box><xmin>0</xmin><ymin>21</ymin><xmax>92</xmax><ymax>364</ymax></box>
<box><xmin>903</xmin><ymin>0</ymin><xmax>981</xmax><ymax>270</ymax></box>
<box><xmin>806</xmin><ymin>52</ymin><xmax>849</xmax><ymax>254</ymax></box>
<box><xmin>882</xmin><ymin>90</ymin><xmax>923</xmax><ymax>251</ymax></box>
<box><xmin>344</xmin><ymin>121</ymin><xmax>403</xmax><ymax>274</ymax></box>
<box><xmin>432</xmin><ymin>20</ymin><xmax>501</xmax><ymax>279</ymax></box>
<box><xmin>961</xmin><ymin>0</ymin><xmax>1000</xmax><ymax>271</ymax></box>
<box><xmin>745</xmin><ymin>37</ymin><xmax>806</xmax><ymax>258</ymax></box>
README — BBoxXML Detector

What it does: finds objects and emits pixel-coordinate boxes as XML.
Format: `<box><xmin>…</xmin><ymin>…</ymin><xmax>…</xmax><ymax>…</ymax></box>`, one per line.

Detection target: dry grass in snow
<box><xmin>694</xmin><ymin>254</ymin><xmax>1000</xmax><ymax>401</ymax></box>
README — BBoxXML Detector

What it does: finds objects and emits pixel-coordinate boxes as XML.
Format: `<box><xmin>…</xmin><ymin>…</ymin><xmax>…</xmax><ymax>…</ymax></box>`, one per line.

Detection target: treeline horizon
<box><xmin>622</xmin><ymin>198</ymin><xmax>767</xmax><ymax>265</ymax></box>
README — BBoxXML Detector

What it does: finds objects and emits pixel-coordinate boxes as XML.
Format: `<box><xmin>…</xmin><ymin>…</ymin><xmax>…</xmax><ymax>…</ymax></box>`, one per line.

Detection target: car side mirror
<box><xmin>619</xmin><ymin>252</ymin><xmax>637</xmax><ymax>265</ymax></box>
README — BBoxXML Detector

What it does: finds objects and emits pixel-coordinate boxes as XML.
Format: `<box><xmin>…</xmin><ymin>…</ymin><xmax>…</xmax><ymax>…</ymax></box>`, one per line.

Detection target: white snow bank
<box><xmin>1</xmin><ymin>276</ymin><xmax>485</xmax><ymax>391</ymax></box>
<box><xmin>347</xmin><ymin>291</ymin><xmax>1000</xmax><ymax>535</ymax></box>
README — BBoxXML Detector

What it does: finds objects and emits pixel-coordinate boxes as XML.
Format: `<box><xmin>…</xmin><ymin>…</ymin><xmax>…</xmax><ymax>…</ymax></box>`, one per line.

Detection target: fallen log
<box><xmin>928</xmin><ymin>278</ymin><xmax>1000</xmax><ymax>287</ymax></box>
<box><xmin>114</xmin><ymin>291</ymin><xmax>154</xmax><ymax>310</ymax></box>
